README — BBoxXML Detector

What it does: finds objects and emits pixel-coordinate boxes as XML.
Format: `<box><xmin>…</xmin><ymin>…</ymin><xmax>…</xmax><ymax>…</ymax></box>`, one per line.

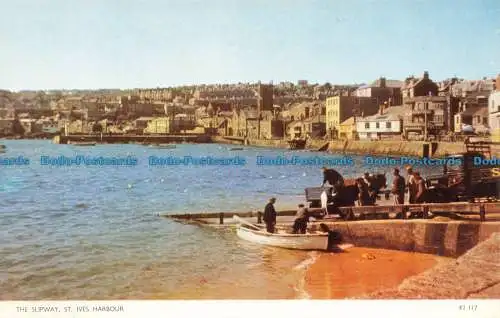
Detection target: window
<box><xmin>365</xmin><ymin>123</ymin><xmax>369</xmax><ymax>129</ymax></box>
<box><xmin>376</xmin><ymin>122</ymin><xmax>380</xmax><ymax>129</ymax></box>
<box><xmin>386</xmin><ymin>122</ymin><xmax>391</xmax><ymax>129</ymax></box>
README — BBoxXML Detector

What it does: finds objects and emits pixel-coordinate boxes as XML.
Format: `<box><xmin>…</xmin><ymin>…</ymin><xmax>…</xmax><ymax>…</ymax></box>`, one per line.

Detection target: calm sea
<box><xmin>0</xmin><ymin>140</ymin><xmax>442</xmax><ymax>299</ymax></box>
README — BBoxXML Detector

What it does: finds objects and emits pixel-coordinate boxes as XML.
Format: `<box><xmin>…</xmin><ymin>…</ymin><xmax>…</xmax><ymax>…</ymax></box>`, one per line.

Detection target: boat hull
<box><xmin>236</xmin><ymin>226</ymin><xmax>329</xmax><ymax>250</ymax></box>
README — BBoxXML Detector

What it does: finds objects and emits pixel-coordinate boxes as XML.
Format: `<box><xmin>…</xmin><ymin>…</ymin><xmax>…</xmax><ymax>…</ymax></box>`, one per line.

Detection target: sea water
<box><xmin>0</xmin><ymin>140</ymin><xmax>442</xmax><ymax>299</ymax></box>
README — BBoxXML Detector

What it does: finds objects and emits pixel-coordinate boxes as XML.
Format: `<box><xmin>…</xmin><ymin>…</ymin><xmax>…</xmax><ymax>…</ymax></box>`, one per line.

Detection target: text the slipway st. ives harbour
<box><xmin>0</xmin><ymin>140</ymin><xmax>490</xmax><ymax>299</ymax></box>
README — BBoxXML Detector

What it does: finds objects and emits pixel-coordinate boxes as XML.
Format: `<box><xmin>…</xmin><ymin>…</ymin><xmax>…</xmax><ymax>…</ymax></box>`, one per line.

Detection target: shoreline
<box><xmin>4</xmin><ymin>136</ymin><xmax>498</xmax><ymax>157</ymax></box>
<box><xmin>301</xmin><ymin>225</ymin><xmax>500</xmax><ymax>299</ymax></box>
<box><xmin>302</xmin><ymin>247</ymin><xmax>445</xmax><ymax>299</ymax></box>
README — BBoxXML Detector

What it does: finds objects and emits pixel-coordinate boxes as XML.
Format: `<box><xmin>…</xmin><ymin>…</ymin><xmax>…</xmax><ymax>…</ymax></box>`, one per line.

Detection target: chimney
<box><xmin>423</xmin><ymin>71</ymin><xmax>429</xmax><ymax>80</ymax></box>
<box><xmin>379</xmin><ymin>77</ymin><xmax>386</xmax><ymax>88</ymax></box>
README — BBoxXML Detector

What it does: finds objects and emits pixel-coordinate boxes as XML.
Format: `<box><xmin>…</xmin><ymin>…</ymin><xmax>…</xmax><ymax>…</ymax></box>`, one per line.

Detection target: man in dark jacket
<box><xmin>391</xmin><ymin>168</ymin><xmax>405</xmax><ymax>205</ymax></box>
<box><xmin>356</xmin><ymin>178</ymin><xmax>371</xmax><ymax>206</ymax></box>
<box><xmin>414</xmin><ymin>172</ymin><xmax>427</xmax><ymax>203</ymax></box>
<box><xmin>263</xmin><ymin>197</ymin><xmax>277</xmax><ymax>233</ymax></box>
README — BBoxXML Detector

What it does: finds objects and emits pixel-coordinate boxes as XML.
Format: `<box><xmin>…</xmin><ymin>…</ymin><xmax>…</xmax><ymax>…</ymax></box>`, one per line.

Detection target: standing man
<box><xmin>414</xmin><ymin>173</ymin><xmax>427</xmax><ymax>203</ymax></box>
<box><xmin>406</xmin><ymin>166</ymin><xmax>417</xmax><ymax>204</ymax></box>
<box><xmin>391</xmin><ymin>168</ymin><xmax>405</xmax><ymax>205</ymax></box>
<box><xmin>356</xmin><ymin>178</ymin><xmax>371</xmax><ymax>206</ymax></box>
<box><xmin>263</xmin><ymin>197</ymin><xmax>277</xmax><ymax>233</ymax></box>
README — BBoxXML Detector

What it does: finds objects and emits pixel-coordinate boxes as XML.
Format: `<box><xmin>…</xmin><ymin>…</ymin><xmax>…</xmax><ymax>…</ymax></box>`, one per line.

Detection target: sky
<box><xmin>1</xmin><ymin>0</ymin><xmax>499</xmax><ymax>90</ymax></box>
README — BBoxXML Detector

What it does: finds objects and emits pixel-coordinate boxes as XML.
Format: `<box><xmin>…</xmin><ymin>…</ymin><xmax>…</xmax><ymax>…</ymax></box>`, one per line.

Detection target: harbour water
<box><xmin>0</xmin><ymin>140</ymin><xmax>444</xmax><ymax>299</ymax></box>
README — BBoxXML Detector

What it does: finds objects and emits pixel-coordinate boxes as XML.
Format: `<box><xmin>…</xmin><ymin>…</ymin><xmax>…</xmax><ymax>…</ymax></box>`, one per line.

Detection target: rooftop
<box><xmin>357</xmin><ymin>105</ymin><xmax>410</xmax><ymax>122</ymax></box>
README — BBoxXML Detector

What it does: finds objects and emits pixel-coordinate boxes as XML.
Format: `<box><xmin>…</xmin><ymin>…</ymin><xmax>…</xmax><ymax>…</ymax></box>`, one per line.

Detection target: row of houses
<box><xmin>1</xmin><ymin>74</ymin><xmax>499</xmax><ymax>141</ymax></box>
<box><xmin>321</xmin><ymin>72</ymin><xmax>499</xmax><ymax>141</ymax></box>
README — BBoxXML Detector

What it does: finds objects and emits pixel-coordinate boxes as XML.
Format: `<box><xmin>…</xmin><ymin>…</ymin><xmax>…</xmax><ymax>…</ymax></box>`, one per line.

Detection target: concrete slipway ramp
<box><xmin>358</xmin><ymin>232</ymin><xmax>500</xmax><ymax>299</ymax></box>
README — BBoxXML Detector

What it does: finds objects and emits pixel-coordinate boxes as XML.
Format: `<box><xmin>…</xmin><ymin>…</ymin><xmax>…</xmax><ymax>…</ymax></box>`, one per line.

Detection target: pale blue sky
<box><xmin>1</xmin><ymin>0</ymin><xmax>499</xmax><ymax>90</ymax></box>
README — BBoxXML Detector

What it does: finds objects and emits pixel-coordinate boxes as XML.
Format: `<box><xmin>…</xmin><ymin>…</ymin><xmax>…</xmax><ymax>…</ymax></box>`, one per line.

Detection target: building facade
<box><xmin>356</xmin><ymin>105</ymin><xmax>408</xmax><ymax>140</ymax></box>
<box><xmin>325</xmin><ymin>96</ymin><xmax>379</xmax><ymax>138</ymax></box>
<box><xmin>454</xmin><ymin>107</ymin><xmax>489</xmax><ymax>133</ymax></box>
<box><xmin>402</xmin><ymin>72</ymin><xmax>439</xmax><ymax>100</ymax></box>
<box><xmin>489</xmin><ymin>75</ymin><xmax>500</xmax><ymax>142</ymax></box>
<box><xmin>338</xmin><ymin>117</ymin><xmax>356</xmax><ymax>139</ymax></box>
<box><xmin>403</xmin><ymin>96</ymin><xmax>459</xmax><ymax>138</ymax></box>
<box><xmin>144</xmin><ymin>117</ymin><xmax>170</xmax><ymax>134</ymax></box>
<box><xmin>354</xmin><ymin>77</ymin><xmax>403</xmax><ymax>105</ymax></box>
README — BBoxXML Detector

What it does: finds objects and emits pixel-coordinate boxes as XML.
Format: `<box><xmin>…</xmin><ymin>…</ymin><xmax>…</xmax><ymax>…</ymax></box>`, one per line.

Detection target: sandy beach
<box><xmin>304</xmin><ymin>247</ymin><xmax>449</xmax><ymax>299</ymax></box>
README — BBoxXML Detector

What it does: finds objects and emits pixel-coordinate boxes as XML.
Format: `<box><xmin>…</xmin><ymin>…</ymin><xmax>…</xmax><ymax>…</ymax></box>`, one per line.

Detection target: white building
<box><xmin>356</xmin><ymin>105</ymin><xmax>409</xmax><ymax>140</ymax></box>
<box><xmin>489</xmin><ymin>78</ymin><xmax>500</xmax><ymax>142</ymax></box>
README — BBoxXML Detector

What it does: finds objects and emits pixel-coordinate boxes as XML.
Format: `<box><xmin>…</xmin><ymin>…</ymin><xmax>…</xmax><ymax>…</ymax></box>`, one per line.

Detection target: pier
<box><xmin>53</xmin><ymin>133</ymin><xmax>212</xmax><ymax>144</ymax></box>
<box><xmin>161</xmin><ymin>202</ymin><xmax>500</xmax><ymax>226</ymax></box>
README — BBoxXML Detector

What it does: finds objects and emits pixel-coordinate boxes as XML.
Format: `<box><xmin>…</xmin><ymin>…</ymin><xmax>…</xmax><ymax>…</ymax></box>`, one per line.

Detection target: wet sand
<box><xmin>305</xmin><ymin>247</ymin><xmax>449</xmax><ymax>299</ymax></box>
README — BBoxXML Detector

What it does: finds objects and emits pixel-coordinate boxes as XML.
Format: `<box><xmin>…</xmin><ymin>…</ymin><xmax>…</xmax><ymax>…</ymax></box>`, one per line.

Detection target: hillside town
<box><xmin>1</xmin><ymin>72</ymin><xmax>499</xmax><ymax>143</ymax></box>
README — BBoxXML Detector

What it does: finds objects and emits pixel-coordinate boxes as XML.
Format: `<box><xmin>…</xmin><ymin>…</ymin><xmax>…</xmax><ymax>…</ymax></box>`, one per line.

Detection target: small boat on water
<box><xmin>229</xmin><ymin>147</ymin><xmax>244</xmax><ymax>151</ymax></box>
<box><xmin>287</xmin><ymin>138</ymin><xmax>307</xmax><ymax>150</ymax></box>
<box><xmin>0</xmin><ymin>144</ymin><xmax>5</xmax><ymax>149</ymax></box>
<box><xmin>234</xmin><ymin>216</ymin><xmax>335</xmax><ymax>251</ymax></box>
<box><xmin>150</xmin><ymin>143</ymin><xmax>176</xmax><ymax>149</ymax></box>
<box><xmin>237</xmin><ymin>224</ymin><xmax>330</xmax><ymax>250</ymax></box>
<box><xmin>70</xmin><ymin>141</ymin><xmax>96</xmax><ymax>146</ymax></box>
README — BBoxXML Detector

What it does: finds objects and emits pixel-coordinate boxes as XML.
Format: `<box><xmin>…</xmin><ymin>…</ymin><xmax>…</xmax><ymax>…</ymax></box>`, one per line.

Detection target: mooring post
<box><xmin>219</xmin><ymin>213</ymin><xmax>224</xmax><ymax>225</ymax></box>
<box><xmin>401</xmin><ymin>206</ymin><xmax>407</xmax><ymax>219</ymax></box>
<box><xmin>479</xmin><ymin>204</ymin><xmax>485</xmax><ymax>222</ymax></box>
<box><xmin>257</xmin><ymin>211</ymin><xmax>262</xmax><ymax>224</ymax></box>
<box><xmin>422</xmin><ymin>205</ymin><xmax>429</xmax><ymax>219</ymax></box>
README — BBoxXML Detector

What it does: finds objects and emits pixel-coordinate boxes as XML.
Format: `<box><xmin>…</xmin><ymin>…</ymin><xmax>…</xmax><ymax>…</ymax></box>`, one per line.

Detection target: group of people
<box><xmin>354</xmin><ymin>172</ymin><xmax>379</xmax><ymax>206</ymax></box>
<box><xmin>262</xmin><ymin>197</ymin><xmax>311</xmax><ymax>234</ymax></box>
<box><xmin>391</xmin><ymin>166</ymin><xmax>427</xmax><ymax>205</ymax></box>
<box><xmin>321</xmin><ymin>169</ymin><xmax>378</xmax><ymax>210</ymax></box>
<box><xmin>261</xmin><ymin>166</ymin><xmax>428</xmax><ymax>235</ymax></box>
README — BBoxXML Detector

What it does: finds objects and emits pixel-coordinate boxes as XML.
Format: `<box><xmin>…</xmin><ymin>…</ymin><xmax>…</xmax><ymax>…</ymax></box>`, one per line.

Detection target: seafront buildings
<box><xmin>0</xmin><ymin>74</ymin><xmax>498</xmax><ymax>142</ymax></box>
<box><xmin>489</xmin><ymin>75</ymin><xmax>500</xmax><ymax>142</ymax></box>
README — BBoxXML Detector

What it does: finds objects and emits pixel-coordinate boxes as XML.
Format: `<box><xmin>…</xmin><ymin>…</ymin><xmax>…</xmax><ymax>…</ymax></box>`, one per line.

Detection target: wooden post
<box><xmin>401</xmin><ymin>206</ymin><xmax>407</xmax><ymax>219</ymax></box>
<box><xmin>422</xmin><ymin>205</ymin><xmax>429</xmax><ymax>219</ymax></box>
<box><xmin>257</xmin><ymin>211</ymin><xmax>262</xmax><ymax>224</ymax></box>
<box><xmin>479</xmin><ymin>204</ymin><xmax>485</xmax><ymax>222</ymax></box>
<box><xmin>219</xmin><ymin>213</ymin><xmax>224</xmax><ymax>224</ymax></box>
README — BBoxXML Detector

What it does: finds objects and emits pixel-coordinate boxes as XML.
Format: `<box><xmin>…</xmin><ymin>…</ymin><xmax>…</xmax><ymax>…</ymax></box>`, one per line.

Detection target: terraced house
<box><xmin>325</xmin><ymin>95</ymin><xmax>379</xmax><ymax>139</ymax></box>
<box><xmin>489</xmin><ymin>75</ymin><xmax>500</xmax><ymax>142</ymax></box>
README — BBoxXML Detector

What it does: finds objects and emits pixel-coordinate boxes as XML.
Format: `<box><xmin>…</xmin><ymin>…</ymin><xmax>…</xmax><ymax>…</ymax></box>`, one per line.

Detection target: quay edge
<box><xmin>211</xmin><ymin>136</ymin><xmax>500</xmax><ymax>157</ymax></box>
